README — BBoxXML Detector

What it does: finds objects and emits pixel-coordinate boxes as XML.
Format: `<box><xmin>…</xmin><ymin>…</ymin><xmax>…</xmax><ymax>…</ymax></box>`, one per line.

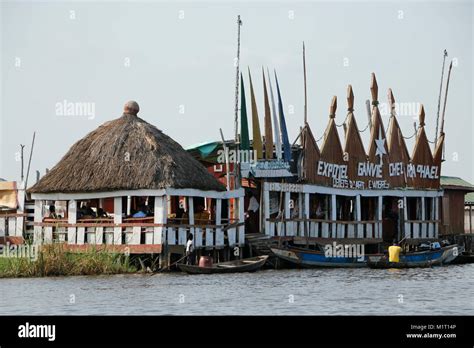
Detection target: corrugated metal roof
<box><xmin>466</xmin><ymin>192</ymin><xmax>474</xmax><ymax>204</ymax></box>
<box><xmin>440</xmin><ymin>176</ymin><xmax>474</xmax><ymax>191</ymax></box>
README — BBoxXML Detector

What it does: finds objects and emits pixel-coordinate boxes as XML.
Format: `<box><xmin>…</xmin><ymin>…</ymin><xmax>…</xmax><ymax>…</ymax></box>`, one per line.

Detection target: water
<box><xmin>1</xmin><ymin>265</ymin><xmax>473</xmax><ymax>315</ymax></box>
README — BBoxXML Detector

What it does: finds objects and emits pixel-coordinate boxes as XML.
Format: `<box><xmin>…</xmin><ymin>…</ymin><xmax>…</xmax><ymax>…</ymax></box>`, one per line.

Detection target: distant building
<box><xmin>440</xmin><ymin>176</ymin><xmax>474</xmax><ymax>236</ymax></box>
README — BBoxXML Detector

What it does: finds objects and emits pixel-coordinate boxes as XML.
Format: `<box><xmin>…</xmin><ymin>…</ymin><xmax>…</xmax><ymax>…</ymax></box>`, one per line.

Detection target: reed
<box><xmin>0</xmin><ymin>244</ymin><xmax>137</xmax><ymax>278</ymax></box>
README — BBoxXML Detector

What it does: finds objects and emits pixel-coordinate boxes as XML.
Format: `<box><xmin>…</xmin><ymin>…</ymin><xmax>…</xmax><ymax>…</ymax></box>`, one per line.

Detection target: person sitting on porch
<box><xmin>194</xmin><ymin>204</ymin><xmax>210</xmax><ymax>223</ymax></box>
<box><xmin>48</xmin><ymin>205</ymin><xmax>58</xmax><ymax>219</ymax></box>
<box><xmin>186</xmin><ymin>233</ymin><xmax>195</xmax><ymax>265</ymax></box>
<box><xmin>133</xmin><ymin>205</ymin><xmax>147</xmax><ymax>218</ymax></box>
<box><xmin>388</xmin><ymin>242</ymin><xmax>402</xmax><ymax>263</ymax></box>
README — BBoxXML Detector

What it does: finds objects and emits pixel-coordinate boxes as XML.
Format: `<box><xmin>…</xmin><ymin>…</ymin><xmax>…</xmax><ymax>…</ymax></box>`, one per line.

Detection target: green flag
<box><xmin>240</xmin><ymin>73</ymin><xmax>250</xmax><ymax>152</ymax></box>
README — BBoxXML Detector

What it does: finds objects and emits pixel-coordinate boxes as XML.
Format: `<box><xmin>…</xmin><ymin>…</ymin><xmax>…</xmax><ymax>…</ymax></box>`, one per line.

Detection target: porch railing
<box><xmin>32</xmin><ymin>218</ymin><xmax>245</xmax><ymax>248</ymax></box>
<box><xmin>404</xmin><ymin>220</ymin><xmax>439</xmax><ymax>239</ymax></box>
<box><xmin>266</xmin><ymin>218</ymin><xmax>383</xmax><ymax>239</ymax></box>
<box><xmin>0</xmin><ymin>213</ymin><xmax>26</xmax><ymax>238</ymax></box>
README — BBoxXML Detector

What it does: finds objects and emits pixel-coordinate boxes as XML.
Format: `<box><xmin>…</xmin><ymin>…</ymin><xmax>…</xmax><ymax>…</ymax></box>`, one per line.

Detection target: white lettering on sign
<box><xmin>357</xmin><ymin>162</ymin><xmax>383</xmax><ymax>178</ymax></box>
<box><xmin>389</xmin><ymin>162</ymin><xmax>404</xmax><ymax>176</ymax></box>
<box><xmin>368</xmin><ymin>180</ymin><xmax>390</xmax><ymax>189</ymax></box>
<box><xmin>406</xmin><ymin>164</ymin><xmax>439</xmax><ymax>179</ymax></box>
<box><xmin>317</xmin><ymin>161</ymin><xmax>348</xmax><ymax>179</ymax></box>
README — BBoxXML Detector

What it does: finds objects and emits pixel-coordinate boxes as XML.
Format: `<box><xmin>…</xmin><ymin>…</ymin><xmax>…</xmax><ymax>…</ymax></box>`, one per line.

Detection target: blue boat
<box><xmin>271</xmin><ymin>244</ymin><xmax>459</xmax><ymax>268</ymax></box>
<box><xmin>367</xmin><ymin>244</ymin><xmax>459</xmax><ymax>268</ymax></box>
<box><xmin>270</xmin><ymin>246</ymin><xmax>368</xmax><ymax>268</ymax></box>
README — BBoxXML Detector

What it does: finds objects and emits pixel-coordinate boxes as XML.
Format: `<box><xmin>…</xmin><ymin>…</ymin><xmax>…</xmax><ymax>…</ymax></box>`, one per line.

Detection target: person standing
<box><xmin>186</xmin><ymin>233</ymin><xmax>195</xmax><ymax>265</ymax></box>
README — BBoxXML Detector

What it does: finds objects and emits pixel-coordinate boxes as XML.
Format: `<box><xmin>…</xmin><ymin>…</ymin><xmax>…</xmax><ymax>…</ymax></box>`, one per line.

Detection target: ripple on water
<box><xmin>1</xmin><ymin>265</ymin><xmax>473</xmax><ymax>315</ymax></box>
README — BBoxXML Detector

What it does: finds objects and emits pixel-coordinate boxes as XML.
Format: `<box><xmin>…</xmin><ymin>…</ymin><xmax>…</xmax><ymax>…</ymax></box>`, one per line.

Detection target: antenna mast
<box><xmin>434</xmin><ymin>49</ymin><xmax>448</xmax><ymax>144</ymax></box>
<box><xmin>303</xmin><ymin>42</ymin><xmax>308</xmax><ymax>125</ymax></box>
<box><xmin>439</xmin><ymin>60</ymin><xmax>453</xmax><ymax>137</ymax></box>
<box><xmin>233</xmin><ymin>15</ymin><xmax>243</xmax><ymax>142</ymax></box>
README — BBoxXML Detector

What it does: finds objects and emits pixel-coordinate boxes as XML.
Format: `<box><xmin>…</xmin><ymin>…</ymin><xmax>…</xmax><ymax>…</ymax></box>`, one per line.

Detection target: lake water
<box><xmin>1</xmin><ymin>265</ymin><xmax>473</xmax><ymax>315</ymax></box>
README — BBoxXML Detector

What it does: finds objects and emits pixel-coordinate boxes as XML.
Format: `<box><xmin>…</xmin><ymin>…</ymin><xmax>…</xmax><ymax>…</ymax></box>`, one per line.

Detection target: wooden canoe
<box><xmin>270</xmin><ymin>246</ymin><xmax>368</xmax><ymax>268</ymax></box>
<box><xmin>367</xmin><ymin>245</ymin><xmax>457</xmax><ymax>269</ymax></box>
<box><xmin>177</xmin><ymin>255</ymin><xmax>268</xmax><ymax>274</ymax></box>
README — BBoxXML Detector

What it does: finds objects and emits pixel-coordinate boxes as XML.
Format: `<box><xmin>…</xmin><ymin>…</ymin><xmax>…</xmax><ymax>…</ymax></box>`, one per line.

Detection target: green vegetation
<box><xmin>0</xmin><ymin>244</ymin><xmax>137</xmax><ymax>278</ymax></box>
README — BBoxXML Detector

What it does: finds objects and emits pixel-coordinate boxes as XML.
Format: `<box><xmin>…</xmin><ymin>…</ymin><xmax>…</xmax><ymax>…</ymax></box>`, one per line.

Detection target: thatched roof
<box><xmin>29</xmin><ymin>109</ymin><xmax>225</xmax><ymax>193</ymax></box>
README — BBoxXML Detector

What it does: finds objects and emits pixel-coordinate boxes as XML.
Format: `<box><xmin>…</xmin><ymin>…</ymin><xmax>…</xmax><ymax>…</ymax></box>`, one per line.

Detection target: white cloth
<box><xmin>186</xmin><ymin>240</ymin><xmax>194</xmax><ymax>253</ymax></box>
<box><xmin>248</xmin><ymin>196</ymin><xmax>260</xmax><ymax>213</ymax></box>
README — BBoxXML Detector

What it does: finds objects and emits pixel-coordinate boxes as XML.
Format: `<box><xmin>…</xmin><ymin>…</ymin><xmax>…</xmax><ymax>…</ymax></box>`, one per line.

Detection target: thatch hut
<box><xmin>28</xmin><ymin>101</ymin><xmax>245</xmax><ymax>258</ymax></box>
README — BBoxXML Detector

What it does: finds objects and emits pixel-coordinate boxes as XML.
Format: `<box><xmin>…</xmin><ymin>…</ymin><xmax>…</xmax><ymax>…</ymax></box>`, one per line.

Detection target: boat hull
<box><xmin>271</xmin><ymin>247</ymin><xmax>367</xmax><ymax>268</ymax></box>
<box><xmin>367</xmin><ymin>246</ymin><xmax>454</xmax><ymax>268</ymax></box>
<box><xmin>178</xmin><ymin>255</ymin><xmax>268</xmax><ymax>274</ymax></box>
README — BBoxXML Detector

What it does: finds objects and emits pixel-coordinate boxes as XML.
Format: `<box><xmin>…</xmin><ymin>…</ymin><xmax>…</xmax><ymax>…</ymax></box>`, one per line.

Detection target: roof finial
<box><xmin>329</xmin><ymin>96</ymin><xmax>337</xmax><ymax>118</ymax></box>
<box><xmin>388</xmin><ymin>88</ymin><xmax>396</xmax><ymax>116</ymax></box>
<box><xmin>419</xmin><ymin>104</ymin><xmax>425</xmax><ymax>127</ymax></box>
<box><xmin>124</xmin><ymin>100</ymin><xmax>140</xmax><ymax>116</ymax></box>
<box><xmin>370</xmin><ymin>73</ymin><xmax>378</xmax><ymax>105</ymax></box>
<box><xmin>347</xmin><ymin>85</ymin><xmax>354</xmax><ymax>112</ymax></box>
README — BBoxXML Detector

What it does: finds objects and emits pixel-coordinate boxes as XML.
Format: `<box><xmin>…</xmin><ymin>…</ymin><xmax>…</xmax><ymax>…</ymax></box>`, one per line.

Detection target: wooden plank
<box><xmin>366</xmin><ymin>223</ymin><xmax>373</xmax><ymax>238</ymax></box>
<box><xmin>77</xmin><ymin>227</ymin><xmax>85</xmax><ymax>245</ymax></box>
<box><xmin>15</xmin><ymin>216</ymin><xmax>24</xmax><ymax>237</ymax></box>
<box><xmin>269</xmin><ymin>221</ymin><xmax>275</xmax><ymax>237</ymax></box>
<box><xmin>96</xmin><ymin>226</ymin><xmax>104</xmax><ymax>244</ymax></box>
<box><xmin>205</xmin><ymin>228</ymin><xmax>214</xmax><ymax>247</ymax></box>
<box><xmin>67</xmin><ymin>200</ymin><xmax>77</xmax><ymax>245</ymax></box>
<box><xmin>154</xmin><ymin>195</ymin><xmax>167</xmax><ymax>245</ymax></box>
<box><xmin>130</xmin><ymin>226</ymin><xmax>141</xmax><ymax>245</ymax></box>
<box><xmin>404</xmin><ymin>222</ymin><xmax>411</xmax><ymax>238</ymax></box>
<box><xmin>33</xmin><ymin>200</ymin><xmax>43</xmax><ymax>244</ymax></box>
<box><xmin>238</xmin><ymin>196</ymin><xmax>245</xmax><ymax>240</ymax></box>
<box><xmin>310</xmin><ymin>221</ymin><xmax>316</xmax><ymax>237</ymax></box>
<box><xmin>104</xmin><ymin>228</ymin><xmax>114</xmax><ymax>245</ymax></box>
<box><xmin>331</xmin><ymin>195</ymin><xmax>336</xmax><ymax>237</ymax></box>
<box><xmin>421</xmin><ymin>222</ymin><xmax>427</xmax><ymax>238</ymax></box>
<box><xmin>304</xmin><ymin>193</ymin><xmax>310</xmax><ymax>237</ymax></box>
<box><xmin>86</xmin><ymin>228</ymin><xmax>95</xmax><ymax>244</ymax></box>
<box><xmin>348</xmin><ymin>224</ymin><xmax>355</xmax><ymax>238</ymax></box>
<box><xmin>227</xmin><ymin>227</ymin><xmax>237</xmax><ymax>246</ymax></box>
<box><xmin>413</xmin><ymin>223</ymin><xmax>420</xmax><ymax>238</ymax></box>
<box><xmin>215</xmin><ymin>227</ymin><xmax>224</xmax><ymax>247</ymax></box>
<box><xmin>8</xmin><ymin>217</ymin><xmax>16</xmax><ymax>237</ymax></box>
<box><xmin>167</xmin><ymin>227</ymin><xmax>176</xmax><ymax>245</ymax></box>
<box><xmin>178</xmin><ymin>227</ymin><xmax>187</xmax><ymax>245</ymax></box>
<box><xmin>113</xmin><ymin>197</ymin><xmax>122</xmax><ymax>245</ymax></box>
<box><xmin>44</xmin><ymin>226</ymin><xmax>53</xmax><ymax>244</ymax></box>
<box><xmin>145</xmin><ymin>228</ymin><xmax>153</xmax><ymax>245</ymax></box>
<box><xmin>322</xmin><ymin>222</ymin><xmax>329</xmax><ymax>238</ymax></box>
<box><xmin>337</xmin><ymin>223</ymin><xmax>344</xmax><ymax>238</ymax></box>
<box><xmin>0</xmin><ymin>217</ymin><xmax>5</xmax><ymax>237</ymax></box>
<box><xmin>195</xmin><ymin>227</ymin><xmax>203</xmax><ymax>247</ymax></box>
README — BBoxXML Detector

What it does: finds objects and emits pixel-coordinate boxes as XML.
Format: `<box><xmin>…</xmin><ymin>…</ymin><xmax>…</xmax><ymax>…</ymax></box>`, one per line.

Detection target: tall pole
<box><xmin>439</xmin><ymin>60</ymin><xmax>453</xmax><ymax>137</ymax></box>
<box><xmin>234</xmin><ymin>15</ymin><xmax>242</xmax><ymax>143</ymax></box>
<box><xmin>434</xmin><ymin>49</ymin><xmax>448</xmax><ymax>144</ymax></box>
<box><xmin>219</xmin><ymin>128</ymin><xmax>231</xmax><ymax>191</ymax></box>
<box><xmin>20</xmin><ymin>144</ymin><xmax>25</xmax><ymax>182</ymax></box>
<box><xmin>24</xmin><ymin>132</ymin><xmax>36</xmax><ymax>190</ymax></box>
<box><xmin>303</xmin><ymin>42</ymin><xmax>308</xmax><ymax>125</ymax></box>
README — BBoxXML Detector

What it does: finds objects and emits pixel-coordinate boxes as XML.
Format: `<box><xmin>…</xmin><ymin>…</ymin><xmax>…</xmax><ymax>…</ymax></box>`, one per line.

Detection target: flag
<box><xmin>248</xmin><ymin>68</ymin><xmax>263</xmax><ymax>159</ymax></box>
<box><xmin>262</xmin><ymin>68</ymin><xmax>274</xmax><ymax>159</ymax></box>
<box><xmin>240</xmin><ymin>73</ymin><xmax>250</xmax><ymax>152</ymax></box>
<box><xmin>274</xmin><ymin>71</ymin><xmax>292</xmax><ymax>162</ymax></box>
<box><xmin>267</xmin><ymin>68</ymin><xmax>282</xmax><ymax>160</ymax></box>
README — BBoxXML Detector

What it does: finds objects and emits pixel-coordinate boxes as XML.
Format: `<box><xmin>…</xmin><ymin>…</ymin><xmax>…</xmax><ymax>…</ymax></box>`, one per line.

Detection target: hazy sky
<box><xmin>1</xmin><ymin>0</ymin><xmax>473</xmax><ymax>185</ymax></box>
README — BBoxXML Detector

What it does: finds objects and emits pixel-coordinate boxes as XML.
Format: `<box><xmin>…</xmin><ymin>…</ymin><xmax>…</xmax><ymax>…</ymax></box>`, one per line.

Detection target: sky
<box><xmin>1</xmin><ymin>0</ymin><xmax>473</xmax><ymax>185</ymax></box>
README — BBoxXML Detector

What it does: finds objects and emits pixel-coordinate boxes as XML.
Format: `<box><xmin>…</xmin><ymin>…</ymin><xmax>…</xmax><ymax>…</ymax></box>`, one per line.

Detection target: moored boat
<box><xmin>177</xmin><ymin>255</ymin><xmax>268</xmax><ymax>274</ymax></box>
<box><xmin>367</xmin><ymin>247</ymin><xmax>450</xmax><ymax>268</ymax></box>
<box><xmin>270</xmin><ymin>246</ymin><xmax>368</xmax><ymax>268</ymax></box>
<box><xmin>450</xmin><ymin>251</ymin><xmax>474</xmax><ymax>264</ymax></box>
